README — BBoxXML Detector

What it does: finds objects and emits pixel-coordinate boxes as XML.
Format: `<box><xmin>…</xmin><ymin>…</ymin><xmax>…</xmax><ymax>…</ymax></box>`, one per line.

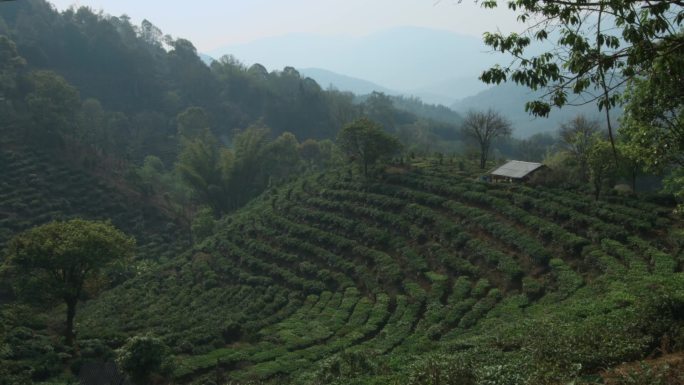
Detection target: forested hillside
<box><xmin>0</xmin><ymin>0</ymin><xmax>463</xmax><ymax>163</ymax></box>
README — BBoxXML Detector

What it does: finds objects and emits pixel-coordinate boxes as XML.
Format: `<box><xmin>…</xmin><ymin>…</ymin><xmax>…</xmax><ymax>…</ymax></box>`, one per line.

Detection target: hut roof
<box><xmin>490</xmin><ymin>160</ymin><xmax>544</xmax><ymax>179</ymax></box>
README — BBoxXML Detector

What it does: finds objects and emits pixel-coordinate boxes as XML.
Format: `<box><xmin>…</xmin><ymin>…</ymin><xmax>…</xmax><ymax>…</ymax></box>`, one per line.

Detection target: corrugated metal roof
<box><xmin>490</xmin><ymin>160</ymin><xmax>544</xmax><ymax>179</ymax></box>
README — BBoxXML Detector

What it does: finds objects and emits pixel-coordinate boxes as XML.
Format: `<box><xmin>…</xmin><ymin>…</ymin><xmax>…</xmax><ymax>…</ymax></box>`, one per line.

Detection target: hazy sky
<box><xmin>48</xmin><ymin>0</ymin><xmax>520</xmax><ymax>52</ymax></box>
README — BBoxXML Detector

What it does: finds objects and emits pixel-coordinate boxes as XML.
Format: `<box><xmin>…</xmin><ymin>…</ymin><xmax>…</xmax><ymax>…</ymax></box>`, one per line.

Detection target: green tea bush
<box><xmin>405</xmin><ymin>354</ymin><xmax>476</xmax><ymax>385</ymax></box>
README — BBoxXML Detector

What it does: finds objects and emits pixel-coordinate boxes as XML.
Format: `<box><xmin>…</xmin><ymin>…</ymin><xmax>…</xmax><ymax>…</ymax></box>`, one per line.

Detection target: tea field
<box><xmin>78</xmin><ymin>162</ymin><xmax>684</xmax><ymax>384</ymax></box>
<box><xmin>0</xmin><ymin>145</ymin><xmax>190</xmax><ymax>263</ymax></box>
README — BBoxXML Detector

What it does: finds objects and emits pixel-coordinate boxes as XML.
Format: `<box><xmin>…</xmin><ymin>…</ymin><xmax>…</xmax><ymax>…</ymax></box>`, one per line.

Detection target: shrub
<box><xmin>116</xmin><ymin>335</ymin><xmax>172</xmax><ymax>385</ymax></box>
<box><xmin>406</xmin><ymin>354</ymin><xmax>476</xmax><ymax>385</ymax></box>
<box><xmin>472</xmin><ymin>279</ymin><xmax>490</xmax><ymax>299</ymax></box>
<box><xmin>522</xmin><ymin>277</ymin><xmax>544</xmax><ymax>300</ymax></box>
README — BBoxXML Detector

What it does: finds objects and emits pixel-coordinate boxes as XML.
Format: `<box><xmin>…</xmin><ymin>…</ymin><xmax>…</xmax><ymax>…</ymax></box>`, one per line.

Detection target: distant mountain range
<box><xmin>207</xmin><ymin>26</ymin><xmax>500</xmax><ymax>105</ymax></box>
<box><xmin>294</xmin><ymin>69</ymin><xmax>618</xmax><ymax>138</ymax></box>
<box><xmin>298</xmin><ymin>68</ymin><xmax>491</xmax><ymax>107</ymax></box>
<box><xmin>407</xmin><ymin>76</ymin><xmax>491</xmax><ymax>106</ymax></box>
<box><xmin>205</xmin><ymin>25</ymin><xmax>618</xmax><ymax>137</ymax></box>
<box><xmin>451</xmin><ymin>83</ymin><xmax>622</xmax><ymax>138</ymax></box>
<box><xmin>299</xmin><ymin>68</ymin><xmax>395</xmax><ymax>95</ymax></box>
<box><xmin>296</xmin><ymin>68</ymin><xmax>618</xmax><ymax>138</ymax></box>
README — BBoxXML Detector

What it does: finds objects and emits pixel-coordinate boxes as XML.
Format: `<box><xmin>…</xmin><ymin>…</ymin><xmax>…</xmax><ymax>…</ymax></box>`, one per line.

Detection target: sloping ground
<box><xmin>79</xmin><ymin>162</ymin><xmax>684</xmax><ymax>384</ymax></box>
<box><xmin>602</xmin><ymin>353</ymin><xmax>684</xmax><ymax>384</ymax></box>
<box><xmin>0</xmin><ymin>145</ymin><xmax>190</xmax><ymax>262</ymax></box>
<box><xmin>0</xmin><ymin>143</ymin><xmax>193</xmax><ymax>383</ymax></box>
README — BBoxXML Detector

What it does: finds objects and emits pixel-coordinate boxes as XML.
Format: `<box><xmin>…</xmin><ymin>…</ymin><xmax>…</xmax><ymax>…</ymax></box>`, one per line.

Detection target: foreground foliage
<box><xmin>481</xmin><ymin>0</ymin><xmax>684</xmax><ymax>118</ymax></box>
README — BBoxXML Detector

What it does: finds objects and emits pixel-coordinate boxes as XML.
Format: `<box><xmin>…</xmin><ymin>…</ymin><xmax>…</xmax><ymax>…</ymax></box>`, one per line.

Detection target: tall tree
<box><xmin>619</xmin><ymin>44</ymin><xmax>683</xmax><ymax>206</ymax></box>
<box><xmin>616</xmin><ymin>141</ymin><xmax>645</xmax><ymax>192</ymax></box>
<box><xmin>176</xmin><ymin>106</ymin><xmax>210</xmax><ymax>140</ymax></box>
<box><xmin>78</xmin><ymin>98</ymin><xmax>105</xmax><ymax>146</ymax></box>
<box><xmin>299</xmin><ymin>138</ymin><xmax>322</xmax><ymax>167</ymax></box>
<box><xmin>0</xmin><ymin>35</ymin><xmax>24</xmax><ymax>99</ymax></box>
<box><xmin>138</xmin><ymin>19</ymin><xmax>164</xmax><ymax>48</ymax></box>
<box><xmin>364</xmin><ymin>91</ymin><xmax>397</xmax><ymax>131</ymax></box>
<box><xmin>261</xmin><ymin>132</ymin><xmax>301</xmax><ymax>184</ymax></box>
<box><xmin>0</xmin><ymin>35</ymin><xmax>24</xmax><ymax>136</ymax></box>
<box><xmin>25</xmin><ymin>70</ymin><xmax>80</xmax><ymax>146</ymax></box>
<box><xmin>559</xmin><ymin>115</ymin><xmax>601</xmax><ymax>182</ymax></box>
<box><xmin>176</xmin><ymin>130</ymin><xmax>234</xmax><ymax>214</ymax></box>
<box><xmin>461</xmin><ymin>109</ymin><xmax>512</xmax><ymax>169</ymax></box>
<box><xmin>167</xmin><ymin>38</ymin><xmax>217</xmax><ymax>107</ymax></box>
<box><xmin>230</xmin><ymin>124</ymin><xmax>271</xmax><ymax>203</ymax></box>
<box><xmin>337</xmin><ymin>117</ymin><xmax>402</xmax><ymax>176</ymax></box>
<box><xmin>3</xmin><ymin>219</ymin><xmax>135</xmax><ymax>346</ymax></box>
<box><xmin>620</xmin><ymin>49</ymin><xmax>684</xmax><ymax>170</ymax></box>
<box><xmin>588</xmin><ymin>140</ymin><xmax>618</xmax><ymax>200</ymax></box>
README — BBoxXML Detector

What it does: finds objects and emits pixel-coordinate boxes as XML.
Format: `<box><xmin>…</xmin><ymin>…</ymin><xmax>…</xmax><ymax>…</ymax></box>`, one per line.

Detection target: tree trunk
<box><xmin>580</xmin><ymin>161</ymin><xmax>588</xmax><ymax>183</ymax></box>
<box><xmin>631</xmin><ymin>169</ymin><xmax>637</xmax><ymax>192</ymax></box>
<box><xmin>594</xmin><ymin>178</ymin><xmax>601</xmax><ymax>201</ymax></box>
<box><xmin>480</xmin><ymin>143</ymin><xmax>489</xmax><ymax>169</ymax></box>
<box><xmin>65</xmin><ymin>298</ymin><xmax>77</xmax><ymax>346</ymax></box>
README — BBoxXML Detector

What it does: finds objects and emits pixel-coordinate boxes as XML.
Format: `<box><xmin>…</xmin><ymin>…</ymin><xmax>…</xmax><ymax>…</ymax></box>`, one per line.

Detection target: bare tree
<box><xmin>461</xmin><ymin>109</ymin><xmax>512</xmax><ymax>169</ymax></box>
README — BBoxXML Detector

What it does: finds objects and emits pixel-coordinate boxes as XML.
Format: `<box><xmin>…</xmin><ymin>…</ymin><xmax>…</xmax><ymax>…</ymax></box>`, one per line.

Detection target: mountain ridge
<box><xmin>298</xmin><ymin>67</ymin><xmax>396</xmax><ymax>95</ymax></box>
<box><xmin>208</xmin><ymin>26</ymin><xmax>500</xmax><ymax>103</ymax></box>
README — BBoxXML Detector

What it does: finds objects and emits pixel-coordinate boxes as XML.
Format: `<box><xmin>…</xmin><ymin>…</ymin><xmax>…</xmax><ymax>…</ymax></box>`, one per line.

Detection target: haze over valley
<box><xmin>208</xmin><ymin>26</ymin><xmax>497</xmax><ymax>104</ymax></box>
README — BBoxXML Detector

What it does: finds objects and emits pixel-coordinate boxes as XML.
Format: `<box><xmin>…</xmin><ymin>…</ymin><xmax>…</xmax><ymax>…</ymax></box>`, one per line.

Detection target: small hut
<box><xmin>489</xmin><ymin>160</ymin><xmax>546</xmax><ymax>183</ymax></box>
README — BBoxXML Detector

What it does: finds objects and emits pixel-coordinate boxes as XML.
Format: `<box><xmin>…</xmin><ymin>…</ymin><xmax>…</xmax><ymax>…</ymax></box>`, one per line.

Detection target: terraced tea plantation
<box><xmin>79</xmin><ymin>162</ymin><xmax>684</xmax><ymax>384</ymax></box>
<box><xmin>0</xmin><ymin>146</ymin><xmax>189</xmax><ymax>262</ymax></box>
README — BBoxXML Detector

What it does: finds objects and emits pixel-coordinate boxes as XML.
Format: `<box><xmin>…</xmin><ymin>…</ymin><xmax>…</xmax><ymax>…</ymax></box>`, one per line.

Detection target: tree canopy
<box><xmin>336</xmin><ymin>117</ymin><xmax>402</xmax><ymax>176</ymax></box>
<box><xmin>480</xmin><ymin>0</ymin><xmax>684</xmax><ymax>146</ymax></box>
<box><xmin>559</xmin><ymin>115</ymin><xmax>602</xmax><ymax>182</ymax></box>
<box><xmin>25</xmin><ymin>70</ymin><xmax>80</xmax><ymax>146</ymax></box>
<box><xmin>176</xmin><ymin>129</ymin><xmax>233</xmax><ymax>214</ymax></box>
<box><xmin>0</xmin><ymin>35</ymin><xmax>24</xmax><ymax>98</ymax></box>
<box><xmin>3</xmin><ymin>219</ymin><xmax>135</xmax><ymax>346</ymax></box>
<box><xmin>587</xmin><ymin>139</ymin><xmax>618</xmax><ymax>199</ymax></box>
<box><xmin>620</xmin><ymin>48</ymin><xmax>684</xmax><ymax>170</ymax></box>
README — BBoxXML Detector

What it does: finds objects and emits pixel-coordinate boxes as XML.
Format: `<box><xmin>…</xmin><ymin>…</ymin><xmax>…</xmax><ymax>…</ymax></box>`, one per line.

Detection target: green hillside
<box><xmin>0</xmin><ymin>140</ymin><xmax>193</xmax><ymax>383</ymax></box>
<box><xmin>77</xmin><ymin>162</ymin><xmax>684</xmax><ymax>384</ymax></box>
<box><xmin>0</xmin><ymin>0</ymin><xmax>464</xmax><ymax>166</ymax></box>
<box><xmin>1</xmin><ymin>2</ymin><xmax>683</xmax><ymax>384</ymax></box>
<box><xmin>0</xmin><ymin>143</ymin><xmax>190</xmax><ymax>263</ymax></box>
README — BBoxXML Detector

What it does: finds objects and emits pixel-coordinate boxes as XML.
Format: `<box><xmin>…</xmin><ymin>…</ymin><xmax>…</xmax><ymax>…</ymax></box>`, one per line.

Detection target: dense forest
<box><xmin>0</xmin><ymin>0</ymin><xmax>471</xmax><ymax>160</ymax></box>
<box><xmin>1</xmin><ymin>0</ymin><xmax>684</xmax><ymax>385</ymax></box>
